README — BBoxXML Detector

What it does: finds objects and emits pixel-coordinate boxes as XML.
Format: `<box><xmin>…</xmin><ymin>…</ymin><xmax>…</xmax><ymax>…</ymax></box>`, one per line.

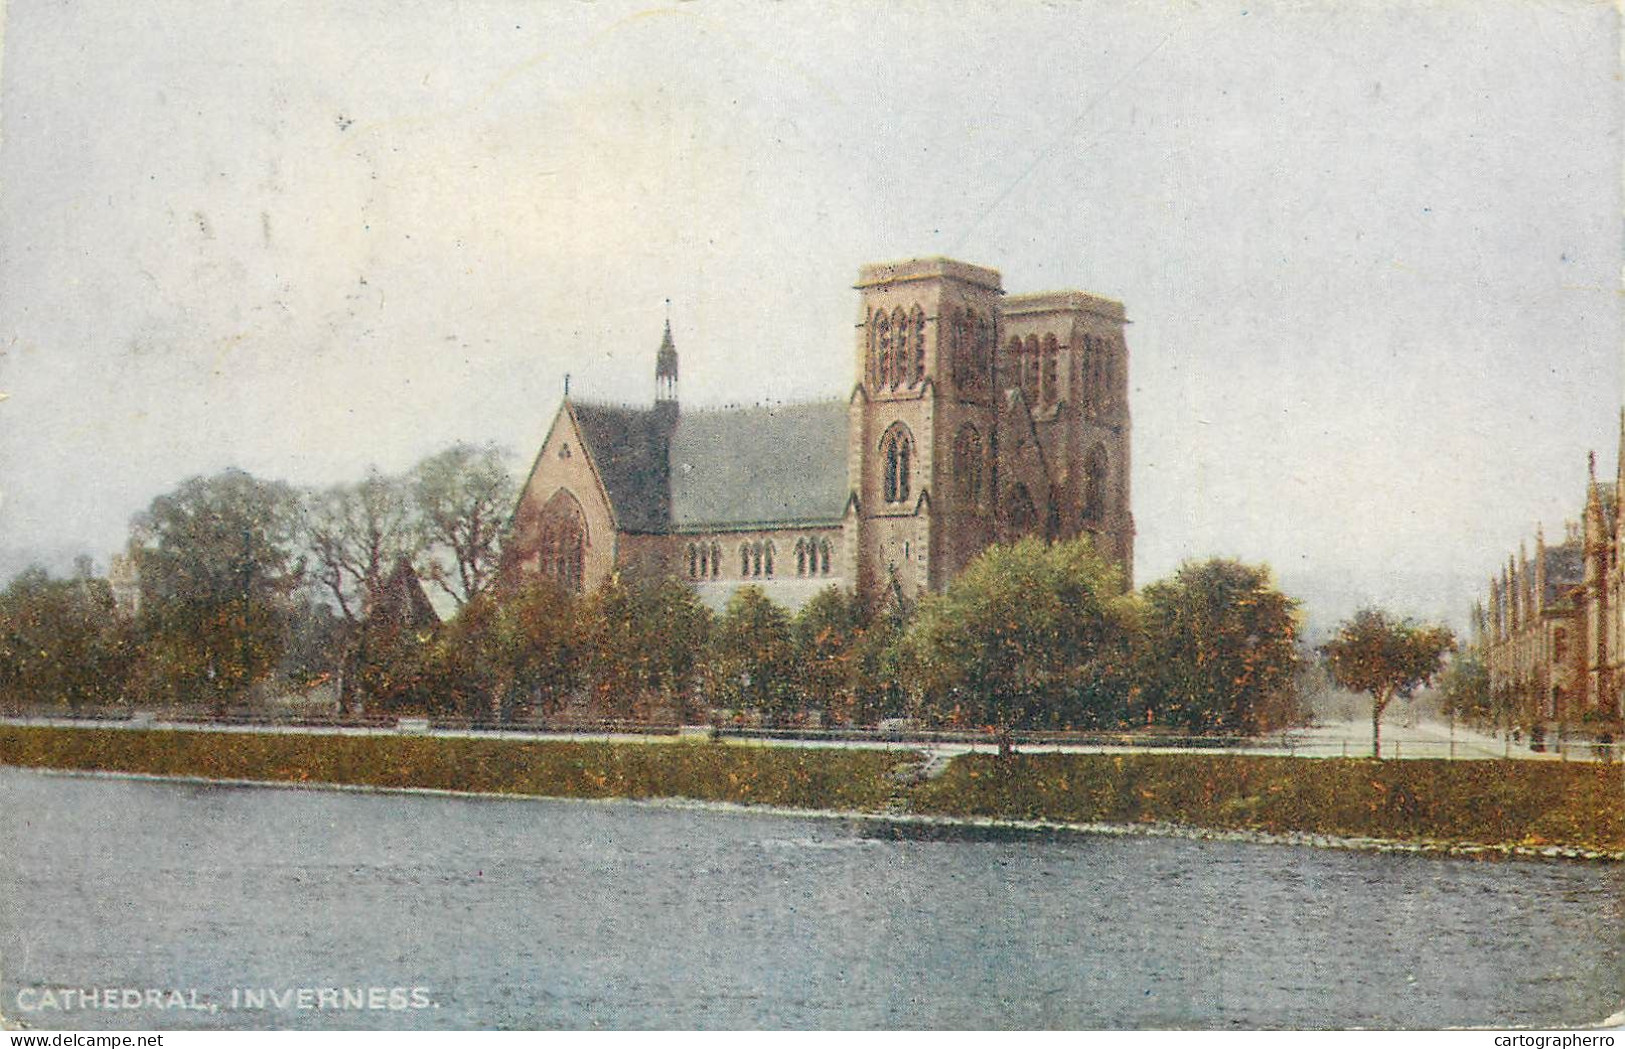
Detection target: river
<box><xmin>1</xmin><ymin>767</ymin><xmax>1620</xmax><ymax>1029</ymax></box>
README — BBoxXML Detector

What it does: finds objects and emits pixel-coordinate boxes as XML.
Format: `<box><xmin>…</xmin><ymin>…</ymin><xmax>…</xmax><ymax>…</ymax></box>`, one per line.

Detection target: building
<box><xmin>1478</xmin><ymin>413</ymin><xmax>1625</xmax><ymax>727</ymax></box>
<box><xmin>505</xmin><ymin>256</ymin><xmax>1134</xmax><ymax>612</ymax></box>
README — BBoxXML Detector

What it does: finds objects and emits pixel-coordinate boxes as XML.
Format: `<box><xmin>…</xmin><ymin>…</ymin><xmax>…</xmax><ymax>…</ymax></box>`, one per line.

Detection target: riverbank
<box><xmin>912</xmin><ymin>751</ymin><xmax>1625</xmax><ymax>857</ymax></box>
<box><xmin>2</xmin><ymin>725</ymin><xmax>1621</xmax><ymax>858</ymax></box>
<box><xmin>0</xmin><ymin>725</ymin><xmax>905</xmax><ymax>812</ymax></box>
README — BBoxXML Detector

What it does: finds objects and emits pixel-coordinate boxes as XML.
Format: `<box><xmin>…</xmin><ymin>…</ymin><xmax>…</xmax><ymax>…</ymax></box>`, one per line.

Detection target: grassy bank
<box><xmin>912</xmin><ymin>752</ymin><xmax>1625</xmax><ymax>853</ymax></box>
<box><xmin>0</xmin><ymin>726</ymin><xmax>905</xmax><ymax>812</ymax></box>
<box><xmin>3</xmin><ymin>727</ymin><xmax>1623</xmax><ymax>854</ymax></box>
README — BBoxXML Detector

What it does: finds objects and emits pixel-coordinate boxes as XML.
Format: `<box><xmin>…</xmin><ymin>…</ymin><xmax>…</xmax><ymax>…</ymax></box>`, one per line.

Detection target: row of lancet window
<box><xmin>741</xmin><ymin>541</ymin><xmax>775</xmax><ymax>578</ymax></box>
<box><xmin>1011</xmin><ymin>334</ymin><xmax>1063</xmax><ymax>408</ymax></box>
<box><xmin>867</xmin><ymin>306</ymin><xmax>927</xmax><ymax>391</ymax></box>
<box><xmin>1085</xmin><ymin>335</ymin><xmax>1120</xmax><ymax>417</ymax></box>
<box><xmin>795</xmin><ymin>538</ymin><xmax>833</xmax><ymax>576</ymax></box>
<box><xmin>686</xmin><ymin>542</ymin><xmax>723</xmax><ymax>580</ymax></box>
<box><xmin>687</xmin><ymin>538</ymin><xmax>834</xmax><ymax>580</ymax></box>
<box><xmin>1003</xmin><ymin>332</ymin><xmax>1121</xmax><ymax>415</ymax></box>
<box><xmin>947</xmin><ymin>308</ymin><xmax>994</xmax><ymax>393</ymax></box>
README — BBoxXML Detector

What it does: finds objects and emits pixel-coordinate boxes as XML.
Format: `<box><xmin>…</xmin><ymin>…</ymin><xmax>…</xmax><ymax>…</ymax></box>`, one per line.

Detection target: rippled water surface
<box><xmin>1</xmin><ymin>767</ymin><xmax>1621</xmax><ymax>1029</ymax></box>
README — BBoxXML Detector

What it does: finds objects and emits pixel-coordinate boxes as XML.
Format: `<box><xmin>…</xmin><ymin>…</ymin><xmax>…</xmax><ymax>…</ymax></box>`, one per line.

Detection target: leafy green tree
<box><xmin>711</xmin><ymin>586</ymin><xmax>798</xmax><ymax>724</ymax></box>
<box><xmin>897</xmin><ymin>537</ymin><xmax>1137</xmax><ymax>734</ymax></box>
<box><xmin>582</xmin><ymin>576</ymin><xmax>712</xmax><ymax>721</ymax></box>
<box><xmin>0</xmin><ymin>563</ymin><xmax>131</xmax><ymax>713</ymax></box>
<box><xmin>129</xmin><ymin>469</ymin><xmax>303</xmax><ymax>713</ymax></box>
<box><xmin>1438</xmin><ymin>648</ymin><xmax>1492</xmax><ymax>725</ymax></box>
<box><xmin>792</xmin><ymin>585</ymin><xmax>864</xmax><ymax>721</ymax></box>
<box><xmin>1321</xmin><ymin>608</ymin><xmax>1456</xmax><ymax>759</ymax></box>
<box><xmin>411</xmin><ymin>442</ymin><xmax>514</xmax><ymax>608</ymax></box>
<box><xmin>428</xmin><ymin>576</ymin><xmax>582</xmax><ymax>721</ymax></box>
<box><xmin>1138</xmin><ymin>559</ymin><xmax>1301</xmax><ymax>734</ymax></box>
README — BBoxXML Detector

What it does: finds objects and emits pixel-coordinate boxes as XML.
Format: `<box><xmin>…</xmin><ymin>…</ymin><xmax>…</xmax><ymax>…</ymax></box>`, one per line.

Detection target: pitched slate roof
<box><xmin>367</xmin><ymin>557</ymin><xmax>440</xmax><ymax>630</ymax></box>
<box><xmin>669</xmin><ymin>401</ymin><xmax>850</xmax><ymax>529</ymax></box>
<box><xmin>570</xmin><ymin>402</ymin><xmax>673</xmax><ymax>533</ymax></box>
<box><xmin>566</xmin><ymin>399</ymin><xmax>850</xmax><ymax>533</ymax></box>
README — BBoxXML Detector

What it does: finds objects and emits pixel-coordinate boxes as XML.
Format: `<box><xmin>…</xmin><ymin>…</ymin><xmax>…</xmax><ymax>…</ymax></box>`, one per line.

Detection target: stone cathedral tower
<box><xmin>846</xmin><ymin>257</ymin><xmax>1133</xmax><ymax>608</ymax></box>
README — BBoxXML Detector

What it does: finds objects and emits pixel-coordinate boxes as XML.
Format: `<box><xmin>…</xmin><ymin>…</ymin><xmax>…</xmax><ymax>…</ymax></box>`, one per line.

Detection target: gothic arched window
<box><xmin>537</xmin><ymin>490</ymin><xmax>587</xmax><ymax>593</ymax></box>
<box><xmin>911</xmin><ymin>306</ymin><xmax>926</xmax><ymax>385</ymax></box>
<box><xmin>687</xmin><ymin>544</ymin><xmax>698</xmax><ymax>579</ymax></box>
<box><xmin>710</xmin><ymin>543</ymin><xmax>721</xmax><ymax>579</ymax></box>
<box><xmin>1041</xmin><ymin>334</ymin><xmax>1060</xmax><ymax>406</ymax></box>
<box><xmin>1101</xmin><ymin>337</ymin><xmax>1120</xmax><ymax>411</ymax></box>
<box><xmin>741</xmin><ymin>544</ymin><xmax>751</xmax><ymax>576</ymax></box>
<box><xmin>952</xmin><ymin>424</ymin><xmax>983</xmax><ymax>503</ymax></box>
<box><xmin>890</xmin><ymin>306</ymin><xmax>908</xmax><ymax>389</ymax></box>
<box><xmin>764</xmin><ymin>541</ymin><xmax>775</xmax><ymax>578</ymax></box>
<box><xmin>1084</xmin><ymin>444</ymin><xmax>1109</xmax><ymax>524</ymax></box>
<box><xmin>874</xmin><ymin>311</ymin><xmax>892</xmax><ymax>392</ymax></box>
<box><xmin>820</xmin><ymin>540</ymin><xmax>832</xmax><ymax>575</ymax></box>
<box><xmin>951</xmin><ymin>307</ymin><xmax>982</xmax><ymax>392</ymax></box>
<box><xmin>866</xmin><ymin>314</ymin><xmax>879</xmax><ymax>388</ymax></box>
<box><xmin>882</xmin><ymin>423</ymin><xmax>914</xmax><ymax>504</ymax></box>
<box><xmin>1022</xmin><ymin>335</ymin><xmax>1040</xmax><ymax>405</ymax></box>
<box><xmin>795</xmin><ymin>539</ymin><xmax>808</xmax><ymax>577</ymax></box>
<box><xmin>752</xmin><ymin>542</ymin><xmax>763</xmax><ymax>577</ymax></box>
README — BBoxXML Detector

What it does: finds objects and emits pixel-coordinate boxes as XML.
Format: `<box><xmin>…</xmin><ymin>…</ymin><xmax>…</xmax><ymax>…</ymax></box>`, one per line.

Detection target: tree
<box><xmin>0</xmin><ymin>563</ymin><xmax>131</xmax><ymax>713</ymax></box>
<box><xmin>303</xmin><ymin>468</ymin><xmax>417</xmax><ymax>623</ymax></box>
<box><xmin>1438</xmin><ymin>648</ymin><xmax>1492</xmax><ymax>726</ymax></box>
<box><xmin>711</xmin><ymin>586</ymin><xmax>798</xmax><ymax>724</ymax></box>
<box><xmin>303</xmin><ymin>469</ymin><xmax>421</xmax><ymax>711</ymax></box>
<box><xmin>897</xmin><ymin>537</ymin><xmax>1138</xmax><ymax>736</ymax></box>
<box><xmin>411</xmin><ymin>442</ymin><xmax>514</xmax><ymax>607</ymax></box>
<box><xmin>1138</xmin><ymin>559</ymin><xmax>1301</xmax><ymax>734</ymax></box>
<box><xmin>792</xmin><ymin>585</ymin><xmax>865</xmax><ymax>721</ymax></box>
<box><xmin>427</xmin><ymin>576</ymin><xmax>582</xmax><ymax>721</ymax></box>
<box><xmin>129</xmin><ymin>469</ymin><xmax>303</xmax><ymax>713</ymax></box>
<box><xmin>1321</xmin><ymin>608</ymin><xmax>1456</xmax><ymax>759</ymax></box>
<box><xmin>582</xmin><ymin>576</ymin><xmax>712</xmax><ymax>722</ymax></box>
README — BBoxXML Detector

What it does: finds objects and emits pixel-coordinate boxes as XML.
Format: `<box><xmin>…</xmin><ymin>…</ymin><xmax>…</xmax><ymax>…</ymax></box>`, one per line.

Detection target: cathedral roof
<box><xmin>670</xmin><ymin>401</ymin><xmax>850</xmax><ymax>529</ymax></box>
<box><xmin>1541</xmin><ymin>541</ymin><xmax>1585</xmax><ymax>605</ymax></box>
<box><xmin>570</xmin><ymin>401</ymin><xmax>674</xmax><ymax>534</ymax></box>
<box><xmin>566</xmin><ymin>398</ymin><xmax>850</xmax><ymax>534</ymax></box>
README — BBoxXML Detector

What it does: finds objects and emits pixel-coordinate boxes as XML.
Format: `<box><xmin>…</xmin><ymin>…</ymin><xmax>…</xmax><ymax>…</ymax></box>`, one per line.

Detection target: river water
<box><xmin>1</xmin><ymin>767</ymin><xmax>1620</xmax><ymax>1030</ymax></box>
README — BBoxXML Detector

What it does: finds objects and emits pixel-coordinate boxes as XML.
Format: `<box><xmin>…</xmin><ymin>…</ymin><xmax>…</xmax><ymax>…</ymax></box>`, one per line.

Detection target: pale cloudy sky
<box><xmin>1</xmin><ymin>0</ymin><xmax>1620</xmax><ymax>635</ymax></box>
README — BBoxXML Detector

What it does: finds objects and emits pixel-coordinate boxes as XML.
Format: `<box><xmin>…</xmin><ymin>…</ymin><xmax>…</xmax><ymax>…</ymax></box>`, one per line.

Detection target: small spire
<box><xmin>655</xmin><ymin>311</ymin><xmax>678</xmax><ymax>403</ymax></box>
<box><xmin>564</xmin><ymin>372</ymin><xmax>571</xmax><ymax>397</ymax></box>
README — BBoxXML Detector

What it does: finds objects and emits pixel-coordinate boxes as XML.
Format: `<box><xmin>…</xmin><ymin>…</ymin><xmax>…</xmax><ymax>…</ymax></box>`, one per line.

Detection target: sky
<box><xmin>1</xmin><ymin>0</ymin><xmax>1620</xmax><ymax>637</ymax></box>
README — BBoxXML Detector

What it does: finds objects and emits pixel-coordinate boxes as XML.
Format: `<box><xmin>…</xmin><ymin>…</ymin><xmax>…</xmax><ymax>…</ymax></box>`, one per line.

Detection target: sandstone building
<box><xmin>505</xmin><ymin>257</ymin><xmax>1134</xmax><ymax>611</ymax></box>
<box><xmin>1478</xmin><ymin>414</ymin><xmax>1624</xmax><ymax>727</ymax></box>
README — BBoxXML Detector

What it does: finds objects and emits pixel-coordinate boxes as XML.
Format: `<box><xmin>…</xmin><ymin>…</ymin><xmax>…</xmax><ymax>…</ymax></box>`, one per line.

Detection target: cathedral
<box><xmin>1478</xmin><ymin>413</ymin><xmax>1625</xmax><ymax>727</ymax></box>
<box><xmin>505</xmin><ymin>256</ymin><xmax>1134</xmax><ymax>612</ymax></box>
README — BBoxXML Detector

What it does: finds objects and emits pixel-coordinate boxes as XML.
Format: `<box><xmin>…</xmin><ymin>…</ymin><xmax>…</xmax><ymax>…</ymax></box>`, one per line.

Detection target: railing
<box><xmin>3</xmin><ymin>708</ymin><xmax>1622</xmax><ymax>762</ymax></box>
